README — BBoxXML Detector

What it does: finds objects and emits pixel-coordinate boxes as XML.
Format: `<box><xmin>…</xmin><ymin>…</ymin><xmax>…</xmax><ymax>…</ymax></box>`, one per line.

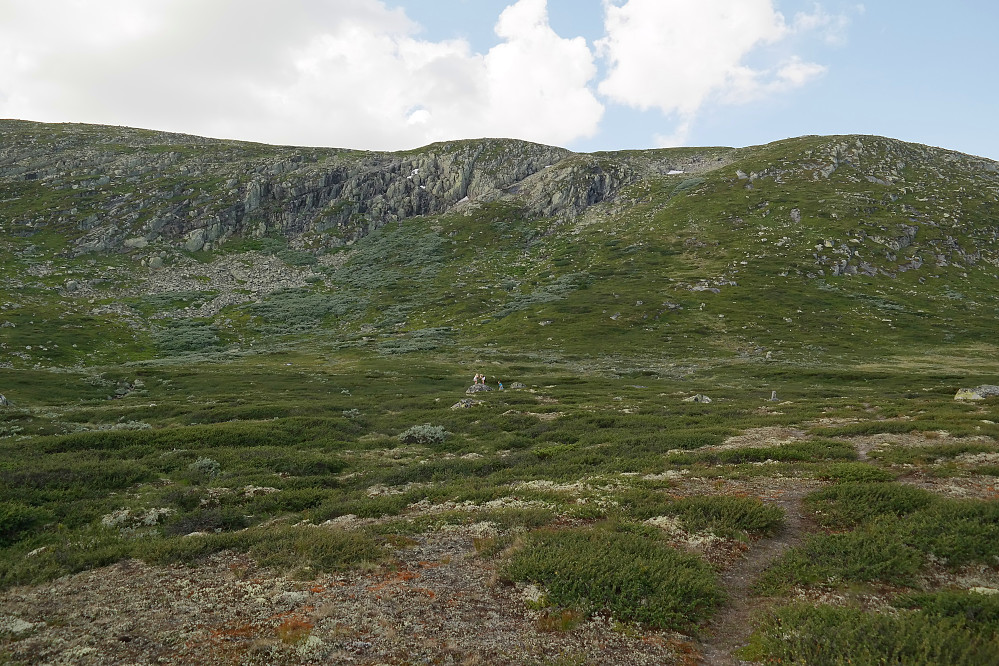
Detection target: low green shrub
<box><xmin>163</xmin><ymin>506</ymin><xmax>249</xmax><ymax>536</ymax></box>
<box><xmin>743</xmin><ymin>603</ymin><xmax>999</xmax><ymax>665</ymax></box>
<box><xmin>755</xmin><ymin>523</ymin><xmax>924</xmax><ymax>594</ymax></box>
<box><xmin>0</xmin><ymin>502</ymin><xmax>51</xmax><ymax>546</ymax></box>
<box><xmin>804</xmin><ymin>482</ymin><xmax>936</xmax><ymax>529</ymax></box>
<box><xmin>152</xmin><ymin>319</ymin><xmax>222</xmax><ymax>354</ymax></box>
<box><xmin>246</xmin><ymin>524</ymin><xmax>384</xmax><ymax>573</ymax></box>
<box><xmin>663</xmin><ymin>495</ymin><xmax>784</xmax><ymax>538</ymax></box>
<box><xmin>894</xmin><ymin>590</ymin><xmax>999</xmax><ymax>633</ymax></box>
<box><xmin>617</xmin><ymin>492</ymin><xmax>783</xmax><ymax>537</ymax></box>
<box><xmin>0</xmin><ymin>459</ymin><xmax>153</xmax><ymax>499</ymax></box>
<box><xmin>187</xmin><ymin>457</ymin><xmax>221</xmax><ymax>480</ymax></box>
<box><xmin>901</xmin><ymin>500</ymin><xmax>999</xmax><ymax>566</ymax></box>
<box><xmin>398</xmin><ymin>424</ymin><xmax>449</xmax><ymax>445</ymax></box>
<box><xmin>872</xmin><ymin>441</ymin><xmax>998</xmax><ymax>465</ymax></box>
<box><xmin>501</xmin><ymin>524</ymin><xmax>723</xmax><ymax>632</ymax></box>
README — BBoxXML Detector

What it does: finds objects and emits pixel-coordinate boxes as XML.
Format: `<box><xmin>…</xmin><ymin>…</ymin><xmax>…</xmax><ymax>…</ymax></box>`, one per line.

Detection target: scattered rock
<box><xmin>0</xmin><ymin>615</ymin><xmax>41</xmax><ymax>635</ymax></box>
<box><xmin>243</xmin><ymin>486</ymin><xmax>280</xmax><ymax>497</ymax></box>
<box><xmin>955</xmin><ymin>385</ymin><xmax>999</xmax><ymax>401</ymax></box>
<box><xmin>509</xmin><ymin>382</ymin><xmax>527</xmax><ymax>389</ymax></box>
<box><xmin>451</xmin><ymin>398</ymin><xmax>483</xmax><ymax>409</ymax></box>
<box><xmin>683</xmin><ymin>394</ymin><xmax>712</xmax><ymax>403</ymax></box>
<box><xmin>0</xmin><ymin>394</ymin><xmax>7</xmax><ymax>407</ymax></box>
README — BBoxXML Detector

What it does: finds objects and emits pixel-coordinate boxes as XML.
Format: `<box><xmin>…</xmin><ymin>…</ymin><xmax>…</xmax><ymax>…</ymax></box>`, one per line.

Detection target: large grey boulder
<box><xmin>466</xmin><ymin>384</ymin><xmax>493</xmax><ymax>394</ymax></box>
<box><xmin>185</xmin><ymin>229</ymin><xmax>207</xmax><ymax>252</ymax></box>
<box><xmin>955</xmin><ymin>385</ymin><xmax>999</xmax><ymax>401</ymax></box>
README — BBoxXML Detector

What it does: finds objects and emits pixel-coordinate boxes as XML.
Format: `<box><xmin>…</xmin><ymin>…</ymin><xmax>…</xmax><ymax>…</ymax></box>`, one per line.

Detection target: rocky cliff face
<box><xmin>0</xmin><ymin>121</ymin><xmax>724</xmax><ymax>259</ymax></box>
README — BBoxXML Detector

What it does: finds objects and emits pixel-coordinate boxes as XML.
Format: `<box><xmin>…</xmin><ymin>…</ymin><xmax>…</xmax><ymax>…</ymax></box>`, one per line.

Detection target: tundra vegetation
<box><xmin>1</xmin><ymin>121</ymin><xmax>998</xmax><ymax>664</ymax></box>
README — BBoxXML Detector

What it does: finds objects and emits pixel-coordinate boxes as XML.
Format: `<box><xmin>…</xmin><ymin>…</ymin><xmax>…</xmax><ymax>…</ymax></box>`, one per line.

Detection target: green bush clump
<box><xmin>755</xmin><ymin>524</ymin><xmax>924</xmax><ymax>594</ymax></box>
<box><xmin>398</xmin><ymin>424</ymin><xmax>449</xmax><ymax>445</ymax></box>
<box><xmin>134</xmin><ymin>290</ymin><xmax>217</xmax><ymax>314</ymax></box>
<box><xmin>901</xmin><ymin>500</ymin><xmax>999</xmax><ymax>565</ymax></box>
<box><xmin>1</xmin><ymin>460</ymin><xmax>152</xmax><ymax>499</ymax></box>
<box><xmin>0</xmin><ymin>502</ymin><xmax>51</xmax><ymax>546</ymax></box>
<box><xmin>492</xmin><ymin>273</ymin><xmax>590</xmax><ymax>319</ymax></box>
<box><xmin>248</xmin><ymin>287</ymin><xmax>364</xmax><ymax>332</ymax></box>
<box><xmin>760</xmin><ymin>494</ymin><xmax>999</xmax><ymax>593</ymax></box>
<box><xmin>743</xmin><ymin>603</ymin><xmax>999</xmax><ymax>665</ymax></box>
<box><xmin>872</xmin><ymin>441</ymin><xmax>998</xmax><ymax>465</ymax></box>
<box><xmin>35</xmin><ymin>419</ymin><xmax>340</xmax><ymax>454</ymax></box>
<box><xmin>616</xmin><ymin>491</ymin><xmax>783</xmax><ymax>538</ymax></box>
<box><xmin>717</xmin><ymin>439</ymin><xmax>856</xmax><ymax>464</ymax></box>
<box><xmin>0</xmin><ymin>522</ymin><xmax>385</xmax><ymax>590</ymax></box>
<box><xmin>377</xmin><ymin>327</ymin><xmax>455</xmax><ymax>355</ymax></box>
<box><xmin>805</xmin><ymin>482</ymin><xmax>936</xmax><ymax>529</ymax></box>
<box><xmin>246</xmin><ymin>524</ymin><xmax>384</xmax><ymax>572</ymax></box>
<box><xmin>894</xmin><ymin>590</ymin><xmax>999</xmax><ymax>633</ymax></box>
<box><xmin>152</xmin><ymin>319</ymin><xmax>222</xmax><ymax>354</ymax></box>
<box><xmin>663</xmin><ymin>495</ymin><xmax>784</xmax><ymax>538</ymax></box>
<box><xmin>187</xmin><ymin>457</ymin><xmax>221</xmax><ymax>480</ymax></box>
<box><xmin>163</xmin><ymin>506</ymin><xmax>248</xmax><ymax>536</ymax></box>
<box><xmin>311</xmin><ymin>491</ymin><xmax>415</xmax><ymax>521</ymax></box>
<box><xmin>501</xmin><ymin>525</ymin><xmax>724</xmax><ymax>632</ymax></box>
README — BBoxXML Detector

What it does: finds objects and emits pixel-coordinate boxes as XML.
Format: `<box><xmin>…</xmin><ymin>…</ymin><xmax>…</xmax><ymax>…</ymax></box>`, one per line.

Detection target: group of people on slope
<box><xmin>472</xmin><ymin>373</ymin><xmax>503</xmax><ymax>390</ymax></box>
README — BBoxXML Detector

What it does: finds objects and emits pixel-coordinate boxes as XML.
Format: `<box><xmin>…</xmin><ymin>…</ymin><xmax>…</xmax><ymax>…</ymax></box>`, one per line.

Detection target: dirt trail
<box><xmin>695</xmin><ymin>486</ymin><xmax>811</xmax><ymax>665</ymax></box>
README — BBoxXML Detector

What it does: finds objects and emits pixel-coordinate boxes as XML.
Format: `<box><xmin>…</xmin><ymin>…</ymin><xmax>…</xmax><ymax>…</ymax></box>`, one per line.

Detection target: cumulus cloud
<box><xmin>597</xmin><ymin>0</ymin><xmax>831</xmax><ymax>144</ymax></box>
<box><xmin>0</xmin><ymin>0</ymin><xmax>602</xmax><ymax>149</ymax></box>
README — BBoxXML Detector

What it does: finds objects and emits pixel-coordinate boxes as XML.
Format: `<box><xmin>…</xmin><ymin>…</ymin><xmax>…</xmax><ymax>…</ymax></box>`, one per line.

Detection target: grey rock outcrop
<box><xmin>955</xmin><ymin>385</ymin><xmax>999</xmax><ymax>401</ymax></box>
<box><xmin>0</xmin><ymin>120</ymin><xmax>736</xmax><ymax>257</ymax></box>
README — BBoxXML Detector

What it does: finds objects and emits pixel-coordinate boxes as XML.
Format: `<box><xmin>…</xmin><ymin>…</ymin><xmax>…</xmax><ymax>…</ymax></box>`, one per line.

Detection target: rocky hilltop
<box><xmin>0</xmin><ymin>120</ymin><xmax>727</xmax><ymax>258</ymax></box>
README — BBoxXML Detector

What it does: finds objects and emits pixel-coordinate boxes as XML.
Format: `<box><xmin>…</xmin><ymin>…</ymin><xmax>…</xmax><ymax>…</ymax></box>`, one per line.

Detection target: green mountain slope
<box><xmin>3</xmin><ymin>122</ymin><xmax>999</xmax><ymax>664</ymax></box>
<box><xmin>2</xmin><ymin>121</ymin><xmax>998</xmax><ymax>368</ymax></box>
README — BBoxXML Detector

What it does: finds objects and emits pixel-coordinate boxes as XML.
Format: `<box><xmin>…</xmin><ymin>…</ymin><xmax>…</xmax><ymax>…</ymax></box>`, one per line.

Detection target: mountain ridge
<box><xmin>3</xmin><ymin>120</ymin><xmax>999</xmax><ymax>369</ymax></box>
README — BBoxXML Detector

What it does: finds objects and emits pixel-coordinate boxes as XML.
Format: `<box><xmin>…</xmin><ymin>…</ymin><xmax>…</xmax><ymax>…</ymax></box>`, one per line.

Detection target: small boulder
<box><xmin>0</xmin><ymin>394</ymin><xmax>8</xmax><ymax>407</ymax></box>
<box><xmin>466</xmin><ymin>384</ymin><xmax>493</xmax><ymax>394</ymax></box>
<box><xmin>510</xmin><ymin>382</ymin><xmax>528</xmax><ymax>389</ymax></box>
<box><xmin>452</xmin><ymin>398</ymin><xmax>483</xmax><ymax>409</ymax></box>
<box><xmin>683</xmin><ymin>394</ymin><xmax>712</xmax><ymax>403</ymax></box>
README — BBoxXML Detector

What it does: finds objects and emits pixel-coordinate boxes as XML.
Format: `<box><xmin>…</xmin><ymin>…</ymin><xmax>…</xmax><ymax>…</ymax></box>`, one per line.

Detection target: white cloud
<box><xmin>597</xmin><ymin>0</ymin><xmax>831</xmax><ymax>143</ymax></box>
<box><xmin>793</xmin><ymin>3</ymin><xmax>852</xmax><ymax>45</ymax></box>
<box><xmin>653</xmin><ymin>120</ymin><xmax>693</xmax><ymax>148</ymax></box>
<box><xmin>0</xmin><ymin>0</ymin><xmax>602</xmax><ymax>150</ymax></box>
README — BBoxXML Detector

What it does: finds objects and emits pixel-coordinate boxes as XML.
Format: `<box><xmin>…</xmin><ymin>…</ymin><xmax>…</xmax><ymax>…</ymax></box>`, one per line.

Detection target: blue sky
<box><xmin>1</xmin><ymin>0</ymin><xmax>996</xmax><ymax>160</ymax></box>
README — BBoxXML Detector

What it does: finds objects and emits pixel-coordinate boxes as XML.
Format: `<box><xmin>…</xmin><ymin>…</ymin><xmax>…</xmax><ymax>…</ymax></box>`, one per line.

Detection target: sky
<box><xmin>1</xmin><ymin>0</ymin><xmax>997</xmax><ymax>160</ymax></box>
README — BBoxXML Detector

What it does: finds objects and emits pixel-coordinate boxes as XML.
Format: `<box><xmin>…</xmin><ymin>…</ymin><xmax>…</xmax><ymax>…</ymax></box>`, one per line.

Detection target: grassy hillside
<box><xmin>2</xmin><ymin>123</ymin><xmax>998</xmax><ymax>664</ymax></box>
